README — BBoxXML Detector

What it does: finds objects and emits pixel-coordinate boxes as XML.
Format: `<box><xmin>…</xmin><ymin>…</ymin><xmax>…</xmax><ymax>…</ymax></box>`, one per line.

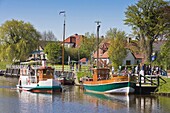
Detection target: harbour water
<box><xmin>0</xmin><ymin>76</ymin><xmax>170</xmax><ymax>113</ymax></box>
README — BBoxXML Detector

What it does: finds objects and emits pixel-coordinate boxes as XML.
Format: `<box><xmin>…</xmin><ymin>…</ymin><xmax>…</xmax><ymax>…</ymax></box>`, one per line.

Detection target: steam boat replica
<box><xmin>17</xmin><ymin>62</ymin><xmax>62</xmax><ymax>93</ymax></box>
<box><xmin>83</xmin><ymin>68</ymin><xmax>136</xmax><ymax>95</ymax></box>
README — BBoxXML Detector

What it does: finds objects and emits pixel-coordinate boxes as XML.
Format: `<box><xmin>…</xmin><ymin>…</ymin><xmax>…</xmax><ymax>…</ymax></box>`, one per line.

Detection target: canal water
<box><xmin>0</xmin><ymin>76</ymin><xmax>170</xmax><ymax>113</ymax></box>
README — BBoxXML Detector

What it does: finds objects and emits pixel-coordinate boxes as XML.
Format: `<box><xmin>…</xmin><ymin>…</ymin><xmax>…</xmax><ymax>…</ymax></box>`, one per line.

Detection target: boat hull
<box><xmin>59</xmin><ymin>79</ymin><xmax>75</xmax><ymax>85</ymax></box>
<box><xmin>84</xmin><ymin>81</ymin><xmax>136</xmax><ymax>94</ymax></box>
<box><xmin>17</xmin><ymin>78</ymin><xmax>62</xmax><ymax>93</ymax></box>
<box><xmin>18</xmin><ymin>85</ymin><xmax>62</xmax><ymax>91</ymax></box>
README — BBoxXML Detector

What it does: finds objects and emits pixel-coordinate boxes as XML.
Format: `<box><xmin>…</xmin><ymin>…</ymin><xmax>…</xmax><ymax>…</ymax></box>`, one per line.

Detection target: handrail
<box><xmin>159</xmin><ymin>76</ymin><xmax>167</xmax><ymax>83</ymax></box>
<box><xmin>6</xmin><ymin>65</ymin><xmax>41</xmax><ymax>69</ymax></box>
<box><xmin>138</xmin><ymin>74</ymin><xmax>166</xmax><ymax>86</ymax></box>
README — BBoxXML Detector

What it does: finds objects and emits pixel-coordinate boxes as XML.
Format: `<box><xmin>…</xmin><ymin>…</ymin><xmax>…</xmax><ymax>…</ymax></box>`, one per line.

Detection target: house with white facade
<box><xmin>122</xmin><ymin>49</ymin><xmax>136</xmax><ymax>66</ymax></box>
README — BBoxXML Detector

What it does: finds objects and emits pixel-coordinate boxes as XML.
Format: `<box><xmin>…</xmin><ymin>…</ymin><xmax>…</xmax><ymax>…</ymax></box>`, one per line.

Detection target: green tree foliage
<box><xmin>156</xmin><ymin>36</ymin><xmax>170</xmax><ymax>70</ymax></box>
<box><xmin>44</xmin><ymin>42</ymin><xmax>62</xmax><ymax>64</ymax></box>
<box><xmin>65</xmin><ymin>48</ymin><xmax>78</xmax><ymax>62</ymax></box>
<box><xmin>160</xmin><ymin>41</ymin><xmax>170</xmax><ymax>69</ymax></box>
<box><xmin>155</xmin><ymin>5</ymin><xmax>170</xmax><ymax>69</ymax></box>
<box><xmin>124</xmin><ymin>0</ymin><xmax>169</xmax><ymax>62</ymax></box>
<box><xmin>0</xmin><ymin>19</ymin><xmax>40</xmax><ymax>62</ymax></box>
<box><xmin>107</xmin><ymin>28</ymin><xmax>127</xmax><ymax>70</ymax></box>
<box><xmin>79</xmin><ymin>32</ymin><xmax>103</xmax><ymax>59</ymax></box>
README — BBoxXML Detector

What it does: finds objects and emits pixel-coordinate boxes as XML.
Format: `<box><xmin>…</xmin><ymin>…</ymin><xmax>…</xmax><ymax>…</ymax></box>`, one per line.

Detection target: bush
<box><xmin>77</xmin><ymin>71</ymin><xmax>92</xmax><ymax>82</ymax></box>
<box><xmin>0</xmin><ymin>61</ymin><xmax>11</xmax><ymax>70</ymax></box>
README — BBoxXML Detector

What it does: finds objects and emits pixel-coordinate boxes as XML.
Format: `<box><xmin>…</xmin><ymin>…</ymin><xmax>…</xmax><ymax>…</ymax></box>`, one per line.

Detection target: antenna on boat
<box><xmin>95</xmin><ymin>21</ymin><xmax>101</xmax><ymax>69</ymax></box>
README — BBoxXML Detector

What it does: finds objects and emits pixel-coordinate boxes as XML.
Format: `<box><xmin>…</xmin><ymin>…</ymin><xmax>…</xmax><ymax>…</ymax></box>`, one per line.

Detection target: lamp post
<box><xmin>95</xmin><ymin>21</ymin><xmax>101</xmax><ymax>69</ymax></box>
<box><xmin>59</xmin><ymin>11</ymin><xmax>66</xmax><ymax>72</ymax></box>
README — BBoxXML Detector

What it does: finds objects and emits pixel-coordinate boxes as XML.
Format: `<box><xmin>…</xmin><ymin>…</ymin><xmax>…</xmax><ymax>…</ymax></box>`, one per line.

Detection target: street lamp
<box><xmin>59</xmin><ymin>11</ymin><xmax>66</xmax><ymax>72</ymax></box>
<box><xmin>95</xmin><ymin>21</ymin><xmax>101</xmax><ymax>69</ymax></box>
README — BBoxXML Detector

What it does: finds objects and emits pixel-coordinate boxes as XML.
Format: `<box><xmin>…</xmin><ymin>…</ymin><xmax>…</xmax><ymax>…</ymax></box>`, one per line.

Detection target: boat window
<box><xmin>102</xmin><ymin>71</ymin><xmax>104</xmax><ymax>75</ymax></box>
<box><xmin>46</xmin><ymin>70</ymin><xmax>51</xmax><ymax>76</ymax></box>
<box><xmin>98</xmin><ymin>70</ymin><xmax>100</xmax><ymax>75</ymax></box>
<box><xmin>43</xmin><ymin>69</ymin><xmax>47</xmax><ymax>75</ymax></box>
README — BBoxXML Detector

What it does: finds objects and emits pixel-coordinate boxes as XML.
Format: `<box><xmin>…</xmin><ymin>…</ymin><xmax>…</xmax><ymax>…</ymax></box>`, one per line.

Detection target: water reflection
<box><xmin>17</xmin><ymin>91</ymin><xmax>55</xmax><ymax>113</ymax></box>
<box><xmin>84</xmin><ymin>92</ymin><xmax>134</xmax><ymax>110</ymax></box>
<box><xmin>0</xmin><ymin>76</ymin><xmax>170</xmax><ymax>113</ymax></box>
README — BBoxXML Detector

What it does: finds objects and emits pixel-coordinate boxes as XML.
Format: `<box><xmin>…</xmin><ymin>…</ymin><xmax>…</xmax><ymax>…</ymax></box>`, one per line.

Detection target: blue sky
<box><xmin>0</xmin><ymin>0</ymin><xmax>139</xmax><ymax>41</ymax></box>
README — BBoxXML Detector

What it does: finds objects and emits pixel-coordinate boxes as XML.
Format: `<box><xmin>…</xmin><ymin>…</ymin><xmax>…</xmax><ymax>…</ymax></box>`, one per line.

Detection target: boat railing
<box><xmin>111</xmin><ymin>76</ymin><xmax>129</xmax><ymax>82</ymax></box>
<box><xmin>84</xmin><ymin>76</ymin><xmax>129</xmax><ymax>84</ymax></box>
<box><xmin>6</xmin><ymin>65</ymin><xmax>41</xmax><ymax>69</ymax></box>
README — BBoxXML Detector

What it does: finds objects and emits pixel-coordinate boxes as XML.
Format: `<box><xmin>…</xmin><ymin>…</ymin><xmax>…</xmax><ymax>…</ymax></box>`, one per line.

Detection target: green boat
<box><xmin>83</xmin><ymin>68</ymin><xmax>136</xmax><ymax>94</ymax></box>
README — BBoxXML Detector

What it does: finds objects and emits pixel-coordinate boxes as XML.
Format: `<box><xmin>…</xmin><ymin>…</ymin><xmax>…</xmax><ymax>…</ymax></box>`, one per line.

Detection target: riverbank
<box><xmin>153</xmin><ymin>77</ymin><xmax>170</xmax><ymax>96</ymax></box>
<box><xmin>1</xmin><ymin>62</ymin><xmax>170</xmax><ymax>95</ymax></box>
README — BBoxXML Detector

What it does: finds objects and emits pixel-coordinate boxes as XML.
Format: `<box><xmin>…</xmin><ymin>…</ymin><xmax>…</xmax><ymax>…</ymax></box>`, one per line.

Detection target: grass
<box><xmin>0</xmin><ymin>61</ymin><xmax>11</xmax><ymax>70</ymax></box>
<box><xmin>157</xmin><ymin>77</ymin><xmax>170</xmax><ymax>93</ymax></box>
<box><xmin>49</xmin><ymin>64</ymin><xmax>90</xmax><ymax>72</ymax></box>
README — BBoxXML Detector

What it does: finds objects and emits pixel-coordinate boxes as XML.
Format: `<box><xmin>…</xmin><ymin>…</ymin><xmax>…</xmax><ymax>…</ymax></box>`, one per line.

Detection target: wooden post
<box><xmin>157</xmin><ymin>75</ymin><xmax>160</xmax><ymax>87</ymax></box>
<box><xmin>95</xmin><ymin>21</ymin><xmax>101</xmax><ymax>69</ymax></box>
<box><xmin>151</xmin><ymin>77</ymin><xmax>153</xmax><ymax>85</ymax></box>
<box><xmin>139</xmin><ymin>74</ymin><xmax>141</xmax><ymax>94</ymax></box>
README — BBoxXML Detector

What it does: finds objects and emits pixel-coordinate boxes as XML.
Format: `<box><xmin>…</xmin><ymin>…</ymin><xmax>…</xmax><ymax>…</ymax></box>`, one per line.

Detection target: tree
<box><xmin>79</xmin><ymin>32</ymin><xmax>103</xmax><ymax>59</ymax></box>
<box><xmin>44</xmin><ymin>42</ymin><xmax>62</xmax><ymax>64</ymax></box>
<box><xmin>41</xmin><ymin>31</ymin><xmax>57</xmax><ymax>41</ymax></box>
<box><xmin>124</xmin><ymin>0</ymin><xmax>169</xmax><ymax>62</ymax></box>
<box><xmin>159</xmin><ymin>40</ymin><xmax>170</xmax><ymax>69</ymax></box>
<box><xmin>0</xmin><ymin>19</ymin><xmax>40</xmax><ymax>62</ymax></box>
<box><xmin>154</xmin><ymin>5</ymin><xmax>170</xmax><ymax>69</ymax></box>
<box><xmin>155</xmin><ymin>35</ymin><xmax>170</xmax><ymax>70</ymax></box>
<box><xmin>65</xmin><ymin>48</ymin><xmax>78</xmax><ymax>61</ymax></box>
<box><xmin>107</xmin><ymin>28</ymin><xmax>127</xmax><ymax>70</ymax></box>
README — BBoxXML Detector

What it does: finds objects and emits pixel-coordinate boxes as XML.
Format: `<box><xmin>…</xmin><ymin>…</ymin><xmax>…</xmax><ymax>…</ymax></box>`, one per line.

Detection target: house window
<box><xmin>126</xmin><ymin>60</ymin><xmax>131</xmax><ymax>65</ymax></box>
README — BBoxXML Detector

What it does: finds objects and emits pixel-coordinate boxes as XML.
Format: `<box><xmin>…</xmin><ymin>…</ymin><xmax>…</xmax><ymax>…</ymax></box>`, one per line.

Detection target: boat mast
<box><xmin>59</xmin><ymin>11</ymin><xmax>66</xmax><ymax>73</ymax></box>
<box><xmin>95</xmin><ymin>21</ymin><xmax>101</xmax><ymax>69</ymax></box>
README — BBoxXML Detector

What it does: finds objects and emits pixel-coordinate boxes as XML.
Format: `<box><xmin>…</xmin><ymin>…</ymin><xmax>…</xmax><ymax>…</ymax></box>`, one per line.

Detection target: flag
<box><xmin>59</xmin><ymin>11</ymin><xmax>65</xmax><ymax>15</ymax></box>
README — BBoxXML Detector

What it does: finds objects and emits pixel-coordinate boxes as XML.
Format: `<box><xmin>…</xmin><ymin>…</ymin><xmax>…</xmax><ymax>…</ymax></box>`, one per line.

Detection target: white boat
<box><xmin>17</xmin><ymin>64</ymin><xmax>62</xmax><ymax>93</ymax></box>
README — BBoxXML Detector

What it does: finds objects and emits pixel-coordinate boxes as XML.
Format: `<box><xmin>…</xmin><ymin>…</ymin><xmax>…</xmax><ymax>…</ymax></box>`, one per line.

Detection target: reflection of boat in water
<box><xmin>17</xmin><ymin>90</ymin><xmax>54</xmax><ymax>113</ymax></box>
<box><xmin>83</xmin><ymin>68</ymin><xmax>136</xmax><ymax>94</ymax></box>
<box><xmin>17</xmin><ymin>90</ymin><xmax>53</xmax><ymax>102</ymax></box>
<box><xmin>17</xmin><ymin>62</ymin><xmax>62</xmax><ymax>93</ymax></box>
<box><xmin>84</xmin><ymin>92</ymin><xmax>134</xmax><ymax>109</ymax></box>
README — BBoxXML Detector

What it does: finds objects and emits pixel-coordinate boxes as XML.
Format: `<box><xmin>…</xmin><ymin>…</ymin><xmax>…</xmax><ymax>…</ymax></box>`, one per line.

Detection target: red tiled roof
<box><xmin>79</xmin><ymin>58</ymin><xmax>87</xmax><ymax>62</ymax></box>
<box><xmin>93</xmin><ymin>49</ymin><xmax>109</xmax><ymax>59</ymax></box>
<box><xmin>64</xmin><ymin>34</ymin><xmax>83</xmax><ymax>48</ymax></box>
<box><xmin>134</xmin><ymin>53</ymin><xmax>144</xmax><ymax>59</ymax></box>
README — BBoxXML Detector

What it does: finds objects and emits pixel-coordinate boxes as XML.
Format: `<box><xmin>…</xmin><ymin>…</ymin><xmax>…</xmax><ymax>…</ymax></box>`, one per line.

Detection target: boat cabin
<box><xmin>19</xmin><ymin>66</ymin><xmax>55</xmax><ymax>84</ymax></box>
<box><xmin>93</xmin><ymin>68</ymin><xmax>110</xmax><ymax>81</ymax></box>
<box><xmin>38</xmin><ymin>67</ymin><xmax>54</xmax><ymax>81</ymax></box>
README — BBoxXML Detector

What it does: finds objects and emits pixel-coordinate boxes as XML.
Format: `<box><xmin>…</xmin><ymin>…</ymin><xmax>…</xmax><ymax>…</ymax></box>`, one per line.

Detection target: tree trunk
<box><xmin>140</xmin><ymin>34</ymin><xmax>147</xmax><ymax>62</ymax></box>
<box><xmin>145</xmin><ymin>39</ymin><xmax>153</xmax><ymax>63</ymax></box>
<box><xmin>140</xmin><ymin>34</ymin><xmax>153</xmax><ymax>63</ymax></box>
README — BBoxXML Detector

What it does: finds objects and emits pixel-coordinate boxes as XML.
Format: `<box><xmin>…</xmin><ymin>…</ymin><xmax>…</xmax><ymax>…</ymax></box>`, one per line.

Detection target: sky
<box><xmin>0</xmin><ymin>0</ymin><xmax>139</xmax><ymax>41</ymax></box>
